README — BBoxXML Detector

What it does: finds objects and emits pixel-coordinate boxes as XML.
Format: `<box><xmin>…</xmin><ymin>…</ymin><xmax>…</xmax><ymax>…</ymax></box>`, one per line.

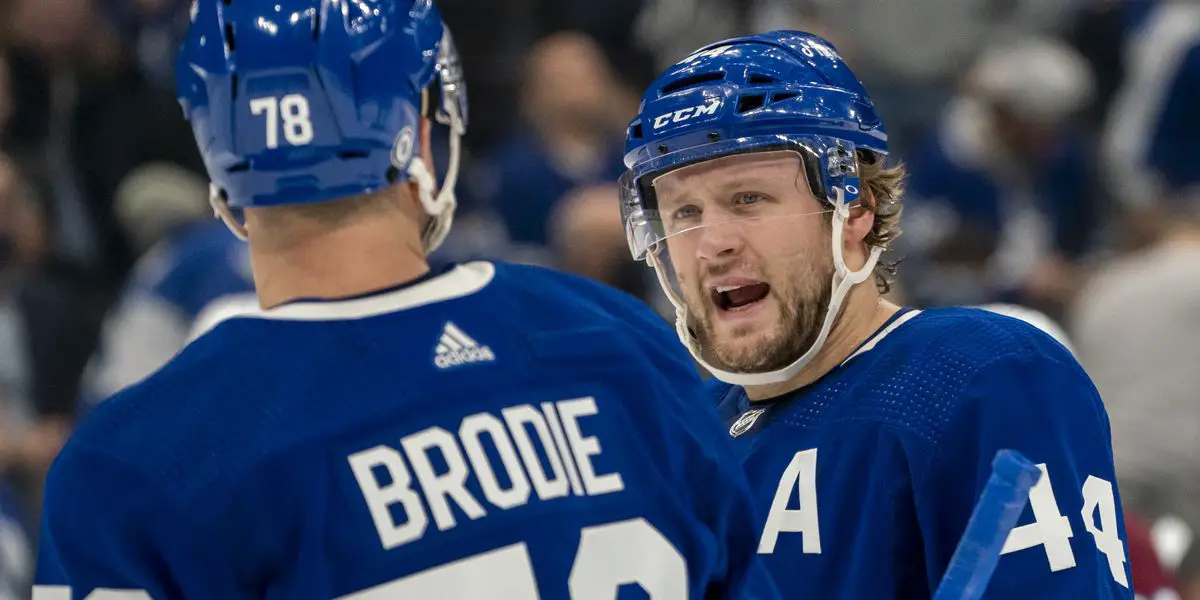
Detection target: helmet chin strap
<box><xmin>407</xmin><ymin>122</ymin><xmax>461</xmax><ymax>254</ymax></box>
<box><xmin>210</xmin><ymin>183</ymin><xmax>248</xmax><ymax>241</ymax></box>
<box><xmin>653</xmin><ymin>186</ymin><xmax>882</xmax><ymax>387</ymax></box>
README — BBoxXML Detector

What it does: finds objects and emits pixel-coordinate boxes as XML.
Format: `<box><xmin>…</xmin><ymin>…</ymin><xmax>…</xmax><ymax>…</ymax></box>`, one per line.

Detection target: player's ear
<box><xmin>843</xmin><ymin>186</ymin><xmax>876</xmax><ymax>245</ymax></box>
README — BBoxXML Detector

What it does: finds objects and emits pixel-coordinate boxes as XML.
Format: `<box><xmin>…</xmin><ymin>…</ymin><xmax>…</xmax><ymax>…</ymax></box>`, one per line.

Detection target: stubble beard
<box><xmin>690</xmin><ymin>261</ymin><xmax>835</xmax><ymax>374</ymax></box>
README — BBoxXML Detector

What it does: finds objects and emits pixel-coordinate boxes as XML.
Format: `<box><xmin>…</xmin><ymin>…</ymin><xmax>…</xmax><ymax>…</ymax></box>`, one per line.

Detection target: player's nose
<box><xmin>696</xmin><ymin>221</ymin><xmax>744</xmax><ymax>261</ymax></box>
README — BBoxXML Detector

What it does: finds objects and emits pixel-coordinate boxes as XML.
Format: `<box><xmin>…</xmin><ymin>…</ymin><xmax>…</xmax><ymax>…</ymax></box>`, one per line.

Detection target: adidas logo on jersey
<box><xmin>434</xmin><ymin>322</ymin><xmax>495</xmax><ymax>369</ymax></box>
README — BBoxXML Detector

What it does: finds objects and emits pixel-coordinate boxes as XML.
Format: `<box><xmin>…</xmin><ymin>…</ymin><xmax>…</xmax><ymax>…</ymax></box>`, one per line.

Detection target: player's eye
<box><xmin>666</xmin><ymin>205</ymin><xmax>701</xmax><ymax>234</ymax></box>
<box><xmin>732</xmin><ymin>192</ymin><xmax>766</xmax><ymax>207</ymax></box>
<box><xmin>671</xmin><ymin>204</ymin><xmax>701</xmax><ymax>221</ymax></box>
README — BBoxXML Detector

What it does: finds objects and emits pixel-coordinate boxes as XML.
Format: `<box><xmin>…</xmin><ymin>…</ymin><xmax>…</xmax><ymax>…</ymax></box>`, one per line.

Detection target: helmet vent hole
<box><xmin>737</xmin><ymin>94</ymin><xmax>766</xmax><ymax>113</ymax></box>
<box><xmin>659</xmin><ymin>72</ymin><xmax>724</xmax><ymax>96</ymax></box>
<box><xmin>312</xmin><ymin>10</ymin><xmax>321</xmax><ymax>40</ymax></box>
<box><xmin>227</xmin><ymin>162</ymin><xmax>250</xmax><ymax>173</ymax></box>
<box><xmin>223</xmin><ymin>23</ymin><xmax>236</xmax><ymax>52</ymax></box>
<box><xmin>630</xmin><ymin>122</ymin><xmax>643</xmax><ymax>139</ymax></box>
<box><xmin>748</xmin><ymin>73</ymin><xmax>776</xmax><ymax>84</ymax></box>
<box><xmin>338</xmin><ymin>150</ymin><xmax>368</xmax><ymax>160</ymax></box>
<box><xmin>771</xmin><ymin>91</ymin><xmax>799</xmax><ymax>103</ymax></box>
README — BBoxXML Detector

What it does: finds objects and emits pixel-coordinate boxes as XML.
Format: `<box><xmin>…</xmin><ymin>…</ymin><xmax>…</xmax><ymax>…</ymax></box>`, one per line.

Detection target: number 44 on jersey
<box><xmin>761</xmin><ymin>449</ymin><xmax>1130</xmax><ymax>588</ymax></box>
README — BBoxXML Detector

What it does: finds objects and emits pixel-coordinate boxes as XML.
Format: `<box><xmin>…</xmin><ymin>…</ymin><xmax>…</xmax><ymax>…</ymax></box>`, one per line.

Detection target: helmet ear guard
<box><xmin>405</xmin><ymin>28</ymin><xmax>468</xmax><ymax>254</ymax></box>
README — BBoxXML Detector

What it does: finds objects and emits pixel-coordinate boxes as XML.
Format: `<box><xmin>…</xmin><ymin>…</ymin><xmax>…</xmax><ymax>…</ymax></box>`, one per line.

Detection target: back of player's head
<box><xmin>176</xmin><ymin>0</ymin><xmax>466</xmax><ymax>253</ymax></box>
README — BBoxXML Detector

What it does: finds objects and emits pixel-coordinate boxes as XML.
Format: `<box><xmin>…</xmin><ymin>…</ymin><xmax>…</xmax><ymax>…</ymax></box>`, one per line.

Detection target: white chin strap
<box><xmin>207</xmin><ymin>127</ymin><xmax>463</xmax><ymax>255</ymax></box>
<box><xmin>652</xmin><ymin>186</ymin><xmax>882</xmax><ymax>386</ymax></box>
<box><xmin>210</xmin><ymin>183</ymin><xmax>247</xmax><ymax>241</ymax></box>
<box><xmin>407</xmin><ymin>124</ymin><xmax>461</xmax><ymax>254</ymax></box>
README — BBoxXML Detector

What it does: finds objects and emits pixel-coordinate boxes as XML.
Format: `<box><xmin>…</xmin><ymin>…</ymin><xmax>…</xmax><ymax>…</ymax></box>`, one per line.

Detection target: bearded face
<box><xmin>684</xmin><ymin>247</ymin><xmax>834</xmax><ymax>373</ymax></box>
<box><xmin>653</xmin><ymin>151</ymin><xmax>835</xmax><ymax>373</ymax></box>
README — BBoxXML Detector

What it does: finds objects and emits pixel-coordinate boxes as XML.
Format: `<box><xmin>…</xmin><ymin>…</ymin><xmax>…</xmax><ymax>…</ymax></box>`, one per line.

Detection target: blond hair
<box><xmin>856</xmin><ymin>150</ymin><xmax>906</xmax><ymax>293</ymax></box>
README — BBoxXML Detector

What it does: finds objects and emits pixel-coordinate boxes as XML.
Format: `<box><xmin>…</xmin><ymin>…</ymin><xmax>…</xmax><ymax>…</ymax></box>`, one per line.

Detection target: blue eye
<box><xmin>671</xmin><ymin>205</ymin><xmax>701</xmax><ymax>220</ymax></box>
<box><xmin>734</xmin><ymin>193</ymin><xmax>765</xmax><ymax>206</ymax></box>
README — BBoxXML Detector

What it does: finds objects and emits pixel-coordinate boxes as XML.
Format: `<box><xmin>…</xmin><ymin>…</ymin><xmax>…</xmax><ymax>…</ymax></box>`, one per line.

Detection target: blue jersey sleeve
<box><xmin>33</xmin><ymin>443</ymin><xmax>242</xmax><ymax>599</ymax></box>
<box><xmin>916</xmin><ymin>352</ymin><xmax>1134</xmax><ymax>599</ymax></box>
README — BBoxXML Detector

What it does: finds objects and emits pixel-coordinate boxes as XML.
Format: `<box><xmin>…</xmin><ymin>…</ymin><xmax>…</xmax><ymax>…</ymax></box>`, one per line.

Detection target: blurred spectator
<box><xmin>433</xmin><ymin>0</ymin><xmax>529</xmax><ymax>154</ymax></box>
<box><xmin>802</xmin><ymin>0</ymin><xmax>1076</xmax><ymax>84</ymax></box>
<box><xmin>436</xmin><ymin>0</ymin><xmax>651</xmax><ymax>155</ymax></box>
<box><xmin>530</xmin><ymin>0</ymin><xmax>655</xmax><ymax>90</ymax></box>
<box><xmin>470</xmin><ymin>32</ymin><xmax>634</xmax><ymax>254</ymax></box>
<box><xmin>901</xmin><ymin>37</ymin><xmax>1098</xmax><ymax>317</ymax></box>
<box><xmin>0</xmin><ymin>482</ymin><xmax>31</xmax><ymax>600</ymax></box>
<box><xmin>0</xmin><ymin>55</ymin><xmax>14</xmax><ymax>139</ymax></box>
<box><xmin>1103</xmin><ymin>2</ymin><xmax>1200</xmax><ymax>213</ymax></box>
<box><xmin>0</xmin><ymin>163</ymin><xmax>39</xmax><ymax>437</ymax></box>
<box><xmin>110</xmin><ymin>0</ymin><xmax>194</xmax><ymax>86</ymax></box>
<box><xmin>1</xmin><ymin>0</ymin><xmax>203</xmax><ymax>285</ymax></box>
<box><xmin>435</xmin><ymin>0</ymin><xmax>653</xmax><ymax>154</ymax></box>
<box><xmin>80</xmin><ymin>165</ymin><xmax>252</xmax><ymax>410</ymax></box>
<box><xmin>1066</xmin><ymin>0</ymin><xmax>1157</xmax><ymax>133</ymax></box>
<box><xmin>0</xmin><ymin>151</ymin><xmax>94</xmax><ymax>526</ymax></box>
<box><xmin>1071</xmin><ymin>190</ymin><xmax>1200</xmax><ymax>599</ymax></box>
<box><xmin>114</xmin><ymin>162</ymin><xmax>213</xmax><ymax>254</ymax></box>
<box><xmin>0</xmin><ymin>151</ymin><xmax>96</xmax><ymax>419</ymax></box>
<box><xmin>635</xmin><ymin>0</ymin><xmax>745</xmax><ymax>71</ymax></box>
<box><xmin>785</xmin><ymin>0</ymin><xmax>1075</xmax><ymax>154</ymax></box>
<box><xmin>748</xmin><ymin>1</ymin><xmax>844</xmax><ymax>55</ymax></box>
<box><xmin>549</xmin><ymin>183</ymin><xmax>656</xmax><ymax>303</ymax></box>
<box><xmin>1127</xmin><ymin>513</ymin><xmax>1184</xmax><ymax>600</ymax></box>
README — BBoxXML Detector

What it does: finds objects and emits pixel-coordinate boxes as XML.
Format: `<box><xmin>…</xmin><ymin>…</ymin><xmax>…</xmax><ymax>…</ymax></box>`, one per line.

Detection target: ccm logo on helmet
<box><xmin>652</xmin><ymin>99</ymin><xmax>721</xmax><ymax>130</ymax></box>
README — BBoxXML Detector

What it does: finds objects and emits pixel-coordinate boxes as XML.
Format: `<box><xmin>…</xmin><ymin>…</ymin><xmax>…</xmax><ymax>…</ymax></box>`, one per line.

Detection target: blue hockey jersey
<box><xmin>81</xmin><ymin>220</ymin><xmax>253</xmax><ymax>409</ymax></box>
<box><xmin>34</xmin><ymin>261</ymin><xmax>775</xmax><ymax>600</ymax></box>
<box><xmin>714</xmin><ymin>307</ymin><xmax>1134</xmax><ymax>599</ymax></box>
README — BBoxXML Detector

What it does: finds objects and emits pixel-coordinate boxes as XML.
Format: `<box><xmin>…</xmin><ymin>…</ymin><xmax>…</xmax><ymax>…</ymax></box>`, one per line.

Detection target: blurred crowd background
<box><xmin>0</xmin><ymin>0</ymin><xmax>1197</xmax><ymax>598</ymax></box>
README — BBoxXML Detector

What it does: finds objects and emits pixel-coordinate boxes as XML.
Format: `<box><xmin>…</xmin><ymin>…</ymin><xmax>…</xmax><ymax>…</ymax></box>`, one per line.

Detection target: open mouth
<box><xmin>711</xmin><ymin>282</ymin><xmax>771</xmax><ymax>312</ymax></box>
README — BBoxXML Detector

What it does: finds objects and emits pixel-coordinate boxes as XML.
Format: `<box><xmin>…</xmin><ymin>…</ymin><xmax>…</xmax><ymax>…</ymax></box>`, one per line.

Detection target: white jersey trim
<box><xmin>841</xmin><ymin>309</ymin><xmax>923</xmax><ymax>367</ymax></box>
<box><xmin>253</xmin><ymin>261</ymin><xmax>496</xmax><ymax>322</ymax></box>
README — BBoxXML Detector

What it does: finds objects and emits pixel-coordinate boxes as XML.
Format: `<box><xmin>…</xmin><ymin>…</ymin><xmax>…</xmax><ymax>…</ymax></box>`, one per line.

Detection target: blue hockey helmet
<box><xmin>176</xmin><ymin>0</ymin><xmax>467</xmax><ymax>252</ymax></box>
<box><xmin>620</xmin><ymin>31</ymin><xmax>891</xmax><ymax>385</ymax></box>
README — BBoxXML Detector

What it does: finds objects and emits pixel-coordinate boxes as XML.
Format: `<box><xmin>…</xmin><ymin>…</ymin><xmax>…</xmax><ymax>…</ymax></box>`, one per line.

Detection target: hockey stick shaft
<box><xmin>932</xmin><ymin>449</ymin><xmax>1042</xmax><ymax>600</ymax></box>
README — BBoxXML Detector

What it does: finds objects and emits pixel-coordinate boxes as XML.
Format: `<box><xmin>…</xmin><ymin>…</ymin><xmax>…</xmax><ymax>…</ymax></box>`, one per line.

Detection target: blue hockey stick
<box><xmin>932</xmin><ymin>449</ymin><xmax>1042</xmax><ymax>600</ymax></box>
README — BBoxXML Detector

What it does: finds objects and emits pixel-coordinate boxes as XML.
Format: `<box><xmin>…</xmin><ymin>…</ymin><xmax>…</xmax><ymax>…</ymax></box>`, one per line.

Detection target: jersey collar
<box><xmin>256</xmin><ymin>261</ymin><xmax>496</xmax><ymax>321</ymax></box>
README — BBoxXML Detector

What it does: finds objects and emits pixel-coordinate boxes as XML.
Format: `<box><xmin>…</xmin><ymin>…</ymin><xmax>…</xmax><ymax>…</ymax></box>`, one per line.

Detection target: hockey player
<box><xmin>31</xmin><ymin>2</ymin><xmax>776</xmax><ymax>599</ymax></box>
<box><xmin>620</xmin><ymin>30</ymin><xmax>1133</xmax><ymax>598</ymax></box>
